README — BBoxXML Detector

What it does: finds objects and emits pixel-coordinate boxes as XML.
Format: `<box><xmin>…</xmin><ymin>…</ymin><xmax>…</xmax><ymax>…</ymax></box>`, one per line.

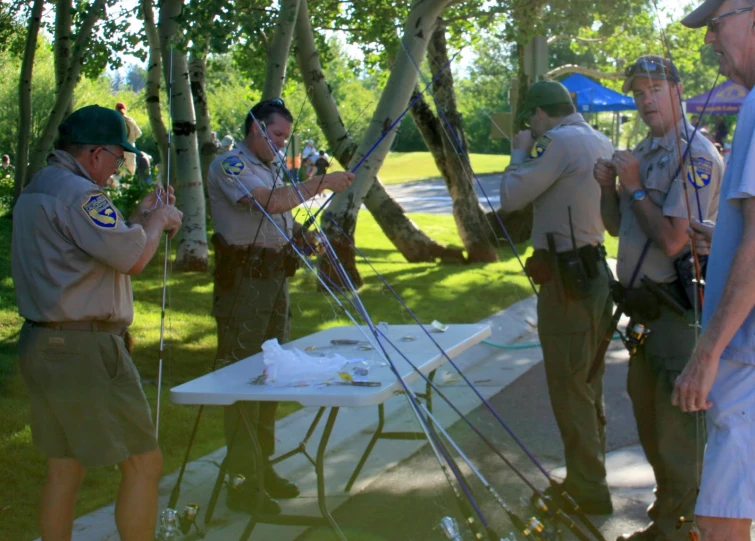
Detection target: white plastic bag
<box><xmin>262</xmin><ymin>338</ymin><xmax>357</xmax><ymax>387</ymax></box>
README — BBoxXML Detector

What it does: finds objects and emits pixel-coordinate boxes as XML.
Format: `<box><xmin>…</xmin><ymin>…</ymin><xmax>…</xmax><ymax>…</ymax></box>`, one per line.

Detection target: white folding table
<box><xmin>170</xmin><ymin>323</ymin><xmax>491</xmax><ymax>540</ymax></box>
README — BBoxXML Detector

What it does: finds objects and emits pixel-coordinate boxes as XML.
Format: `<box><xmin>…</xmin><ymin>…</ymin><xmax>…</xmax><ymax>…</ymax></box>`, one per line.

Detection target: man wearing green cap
<box><xmin>11</xmin><ymin>104</ymin><xmax>183</xmax><ymax>541</ymax></box>
<box><xmin>595</xmin><ymin>55</ymin><xmax>723</xmax><ymax>540</ymax></box>
<box><xmin>500</xmin><ymin>80</ymin><xmax>615</xmax><ymax>514</ymax></box>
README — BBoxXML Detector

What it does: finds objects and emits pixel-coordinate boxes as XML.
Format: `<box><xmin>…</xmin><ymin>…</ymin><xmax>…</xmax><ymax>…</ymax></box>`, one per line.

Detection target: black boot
<box><xmin>226</xmin><ymin>487</ymin><xmax>282</xmax><ymax>516</ymax></box>
<box><xmin>264</xmin><ymin>466</ymin><xmax>300</xmax><ymax>499</ymax></box>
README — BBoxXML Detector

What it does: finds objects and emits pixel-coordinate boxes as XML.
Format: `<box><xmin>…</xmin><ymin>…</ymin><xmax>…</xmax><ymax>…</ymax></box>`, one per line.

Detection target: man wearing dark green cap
<box><xmin>500</xmin><ymin>80</ymin><xmax>615</xmax><ymax>514</ymax></box>
<box><xmin>12</xmin><ymin>104</ymin><xmax>183</xmax><ymax>541</ymax></box>
<box><xmin>595</xmin><ymin>55</ymin><xmax>723</xmax><ymax>541</ymax></box>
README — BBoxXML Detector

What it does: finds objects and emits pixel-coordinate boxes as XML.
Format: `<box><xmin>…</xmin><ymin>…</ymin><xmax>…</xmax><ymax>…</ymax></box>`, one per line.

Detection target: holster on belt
<box><xmin>525</xmin><ymin>249</ymin><xmax>553</xmax><ymax>285</ymax></box>
<box><xmin>212</xmin><ymin>233</ymin><xmax>248</xmax><ymax>289</ymax></box>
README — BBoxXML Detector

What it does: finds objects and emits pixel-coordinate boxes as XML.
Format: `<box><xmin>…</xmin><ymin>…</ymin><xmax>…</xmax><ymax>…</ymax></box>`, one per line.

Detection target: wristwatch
<box><xmin>631</xmin><ymin>189</ymin><xmax>647</xmax><ymax>202</ymax></box>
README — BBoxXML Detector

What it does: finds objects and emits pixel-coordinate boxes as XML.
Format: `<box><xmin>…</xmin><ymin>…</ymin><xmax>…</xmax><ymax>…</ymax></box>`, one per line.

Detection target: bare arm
<box><xmin>612</xmin><ymin>150</ymin><xmax>689</xmax><ymax>256</ymax></box>
<box><xmin>673</xmin><ymin>197</ymin><xmax>755</xmax><ymax>411</ymax></box>
<box><xmin>240</xmin><ymin>171</ymin><xmax>353</xmax><ymax>214</ymax></box>
<box><xmin>594</xmin><ymin>158</ymin><xmax>621</xmax><ymax>236</ymax></box>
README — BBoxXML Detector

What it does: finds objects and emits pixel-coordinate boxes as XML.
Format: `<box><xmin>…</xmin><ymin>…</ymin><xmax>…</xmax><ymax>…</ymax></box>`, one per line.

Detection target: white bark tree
<box><xmin>294</xmin><ymin>0</ymin><xmax>463</xmax><ymax>287</ymax></box>
<box><xmin>262</xmin><ymin>0</ymin><xmax>300</xmax><ymax>99</ymax></box>
<box><xmin>159</xmin><ymin>0</ymin><xmax>208</xmax><ymax>270</ymax></box>
<box><xmin>317</xmin><ymin>0</ymin><xmax>456</xmax><ymax>284</ymax></box>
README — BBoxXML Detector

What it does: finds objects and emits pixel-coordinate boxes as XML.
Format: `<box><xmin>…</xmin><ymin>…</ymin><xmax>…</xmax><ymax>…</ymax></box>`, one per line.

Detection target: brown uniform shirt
<box><xmin>11</xmin><ymin>151</ymin><xmax>146</xmax><ymax>325</ymax></box>
<box><xmin>500</xmin><ymin>113</ymin><xmax>614</xmax><ymax>252</ymax></box>
<box><xmin>207</xmin><ymin>142</ymin><xmax>293</xmax><ymax>247</ymax></box>
<box><xmin>616</xmin><ymin>120</ymin><xmax>723</xmax><ymax>286</ymax></box>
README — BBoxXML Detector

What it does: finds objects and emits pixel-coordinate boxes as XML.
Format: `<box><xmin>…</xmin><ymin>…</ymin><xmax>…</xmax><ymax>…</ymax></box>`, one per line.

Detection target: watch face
<box><xmin>632</xmin><ymin>189</ymin><xmax>646</xmax><ymax>201</ymax></box>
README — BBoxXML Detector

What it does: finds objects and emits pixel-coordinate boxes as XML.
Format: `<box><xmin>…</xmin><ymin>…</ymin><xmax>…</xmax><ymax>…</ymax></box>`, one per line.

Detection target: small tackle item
<box><xmin>158</xmin><ymin>508</ymin><xmax>179</xmax><ymax>540</ymax></box>
<box><xmin>624</xmin><ymin>322</ymin><xmax>650</xmax><ymax>356</ymax></box>
<box><xmin>439</xmin><ymin>516</ymin><xmax>463</xmax><ymax>541</ymax></box>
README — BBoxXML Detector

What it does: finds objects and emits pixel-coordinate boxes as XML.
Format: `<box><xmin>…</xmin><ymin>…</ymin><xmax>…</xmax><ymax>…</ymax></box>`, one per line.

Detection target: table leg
<box><xmin>344</xmin><ymin>403</ymin><xmax>385</xmax><ymax>492</ymax></box>
<box><xmin>236</xmin><ymin>403</ymin><xmax>265</xmax><ymax>541</ymax></box>
<box><xmin>270</xmin><ymin>406</ymin><xmax>326</xmax><ymax>468</ymax></box>
<box><xmin>317</xmin><ymin>408</ymin><xmax>347</xmax><ymax>541</ymax></box>
<box><xmin>203</xmin><ymin>455</ymin><xmax>228</xmax><ymax>527</ymax></box>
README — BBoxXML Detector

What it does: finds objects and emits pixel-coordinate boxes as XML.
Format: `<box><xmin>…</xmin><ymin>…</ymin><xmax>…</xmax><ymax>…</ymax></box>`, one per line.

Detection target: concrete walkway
<box><xmin>46</xmin><ymin>290</ymin><xmax>684</xmax><ymax>541</ymax></box>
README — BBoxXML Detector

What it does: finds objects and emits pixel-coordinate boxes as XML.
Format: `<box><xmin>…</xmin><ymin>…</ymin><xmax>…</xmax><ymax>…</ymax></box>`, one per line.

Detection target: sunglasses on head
<box><xmin>248</xmin><ymin>97</ymin><xmax>286</xmax><ymax>119</ymax></box>
<box><xmin>624</xmin><ymin>58</ymin><xmax>673</xmax><ymax>79</ymax></box>
<box><xmin>707</xmin><ymin>6</ymin><xmax>754</xmax><ymax>33</ymax></box>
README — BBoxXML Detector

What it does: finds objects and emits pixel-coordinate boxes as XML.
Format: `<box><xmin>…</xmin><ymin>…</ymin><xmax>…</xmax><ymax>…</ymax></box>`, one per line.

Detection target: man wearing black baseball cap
<box><xmin>672</xmin><ymin>2</ymin><xmax>755</xmax><ymax>540</ymax></box>
<box><xmin>12</xmin><ymin>104</ymin><xmax>182</xmax><ymax>540</ymax></box>
<box><xmin>595</xmin><ymin>55</ymin><xmax>723</xmax><ymax>541</ymax></box>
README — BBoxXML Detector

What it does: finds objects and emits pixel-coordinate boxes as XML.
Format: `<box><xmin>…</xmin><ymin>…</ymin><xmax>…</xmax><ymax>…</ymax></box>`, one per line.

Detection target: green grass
<box><xmin>0</xmin><ymin>210</ymin><xmax>536</xmax><ymax>540</ymax></box>
<box><xmin>328</xmin><ymin>152</ymin><xmax>510</xmax><ymax>185</ymax></box>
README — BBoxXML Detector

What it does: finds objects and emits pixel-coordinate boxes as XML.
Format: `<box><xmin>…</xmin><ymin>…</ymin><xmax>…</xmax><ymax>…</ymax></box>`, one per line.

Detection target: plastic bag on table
<box><xmin>261</xmin><ymin>338</ymin><xmax>368</xmax><ymax>386</ymax></box>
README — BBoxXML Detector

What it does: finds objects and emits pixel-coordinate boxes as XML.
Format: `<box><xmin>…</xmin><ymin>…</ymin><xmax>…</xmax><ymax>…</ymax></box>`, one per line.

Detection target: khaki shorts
<box><xmin>18</xmin><ymin>323</ymin><xmax>157</xmax><ymax>468</ymax></box>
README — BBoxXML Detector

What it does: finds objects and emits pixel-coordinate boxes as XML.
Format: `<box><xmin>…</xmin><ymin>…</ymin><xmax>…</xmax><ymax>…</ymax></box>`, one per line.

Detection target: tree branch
<box><xmin>545</xmin><ymin>63</ymin><xmax>623</xmax><ymax>80</ymax></box>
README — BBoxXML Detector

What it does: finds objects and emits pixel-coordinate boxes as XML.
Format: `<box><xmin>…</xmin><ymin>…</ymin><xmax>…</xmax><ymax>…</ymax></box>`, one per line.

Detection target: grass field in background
<box><xmin>0</xmin><ymin>209</ymin><xmax>537</xmax><ymax>540</ymax></box>
<box><xmin>327</xmin><ymin>152</ymin><xmax>510</xmax><ymax>185</ymax></box>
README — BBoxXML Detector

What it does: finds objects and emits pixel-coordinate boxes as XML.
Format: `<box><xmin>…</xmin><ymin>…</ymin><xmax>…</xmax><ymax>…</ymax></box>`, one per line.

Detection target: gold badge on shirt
<box><xmin>529</xmin><ymin>135</ymin><xmax>552</xmax><ymax>160</ymax></box>
<box><xmin>81</xmin><ymin>193</ymin><xmax>118</xmax><ymax>229</ymax></box>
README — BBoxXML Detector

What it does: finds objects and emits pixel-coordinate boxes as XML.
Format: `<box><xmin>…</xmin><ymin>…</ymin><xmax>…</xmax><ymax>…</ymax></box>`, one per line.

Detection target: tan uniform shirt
<box><xmin>616</xmin><ymin>120</ymin><xmax>723</xmax><ymax>286</ymax></box>
<box><xmin>11</xmin><ymin>151</ymin><xmax>146</xmax><ymax>325</ymax></box>
<box><xmin>207</xmin><ymin>141</ymin><xmax>293</xmax><ymax>247</ymax></box>
<box><xmin>500</xmin><ymin>113</ymin><xmax>614</xmax><ymax>252</ymax></box>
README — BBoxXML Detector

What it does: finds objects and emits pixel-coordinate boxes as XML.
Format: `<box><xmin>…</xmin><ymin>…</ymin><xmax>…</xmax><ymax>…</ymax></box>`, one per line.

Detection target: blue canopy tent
<box><xmin>560</xmin><ymin>73</ymin><xmax>637</xmax><ymax>113</ymax></box>
<box><xmin>685</xmin><ymin>80</ymin><xmax>748</xmax><ymax>115</ymax></box>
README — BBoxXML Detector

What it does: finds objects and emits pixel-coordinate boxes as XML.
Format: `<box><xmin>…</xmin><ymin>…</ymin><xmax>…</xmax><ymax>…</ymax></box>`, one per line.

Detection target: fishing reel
<box><xmin>623</xmin><ymin>322</ymin><xmax>650</xmax><ymax>356</ymax></box>
<box><xmin>157</xmin><ymin>503</ymin><xmax>203</xmax><ymax>539</ymax></box>
<box><xmin>228</xmin><ymin>472</ymin><xmax>247</xmax><ymax>492</ymax></box>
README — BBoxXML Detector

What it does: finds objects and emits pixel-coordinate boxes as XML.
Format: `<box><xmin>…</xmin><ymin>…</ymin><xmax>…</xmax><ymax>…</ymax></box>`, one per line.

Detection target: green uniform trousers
<box><xmin>537</xmin><ymin>262</ymin><xmax>613</xmax><ymax>504</ymax></box>
<box><xmin>627</xmin><ymin>304</ymin><xmax>704</xmax><ymax>540</ymax></box>
<box><xmin>213</xmin><ymin>264</ymin><xmax>290</xmax><ymax>485</ymax></box>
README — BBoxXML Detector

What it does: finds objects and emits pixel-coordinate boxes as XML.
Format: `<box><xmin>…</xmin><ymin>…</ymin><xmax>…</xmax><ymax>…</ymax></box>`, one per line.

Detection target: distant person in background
<box><xmin>714</xmin><ymin>116</ymin><xmax>729</xmax><ymax>147</ymax></box>
<box><xmin>220</xmin><ymin>134</ymin><xmax>235</xmax><ymax>154</ymax></box>
<box><xmin>211</xmin><ymin>131</ymin><xmax>221</xmax><ymax>150</ymax></box>
<box><xmin>1</xmin><ymin>154</ymin><xmax>14</xmax><ymax>177</ymax></box>
<box><xmin>301</xmin><ymin>139</ymin><xmax>317</xmax><ymax>179</ymax></box>
<box><xmin>115</xmin><ymin>103</ymin><xmax>142</xmax><ymax>176</ymax></box>
<box><xmin>314</xmin><ymin>151</ymin><xmax>329</xmax><ymax>177</ymax></box>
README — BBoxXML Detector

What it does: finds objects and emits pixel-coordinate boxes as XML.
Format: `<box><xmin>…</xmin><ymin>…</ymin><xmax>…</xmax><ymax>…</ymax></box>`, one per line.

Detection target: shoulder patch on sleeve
<box><xmin>687</xmin><ymin>156</ymin><xmax>713</xmax><ymax>189</ymax></box>
<box><xmin>529</xmin><ymin>135</ymin><xmax>552</xmax><ymax>160</ymax></box>
<box><xmin>221</xmin><ymin>156</ymin><xmax>245</xmax><ymax>176</ymax></box>
<box><xmin>81</xmin><ymin>193</ymin><xmax>118</xmax><ymax>229</ymax></box>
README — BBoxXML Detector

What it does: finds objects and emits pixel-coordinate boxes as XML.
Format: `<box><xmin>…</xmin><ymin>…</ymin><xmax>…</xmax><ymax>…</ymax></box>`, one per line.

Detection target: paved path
<box><xmin>383</xmin><ymin>174</ymin><xmax>501</xmax><ymax>214</ymax></box>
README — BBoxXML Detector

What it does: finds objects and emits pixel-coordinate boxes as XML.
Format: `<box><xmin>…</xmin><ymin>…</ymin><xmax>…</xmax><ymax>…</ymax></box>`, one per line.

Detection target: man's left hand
<box><xmin>672</xmin><ymin>343</ymin><xmax>718</xmax><ymax>412</ymax></box>
<box><xmin>138</xmin><ymin>184</ymin><xmax>175</xmax><ymax>214</ymax></box>
<box><xmin>611</xmin><ymin>151</ymin><xmax>642</xmax><ymax>193</ymax></box>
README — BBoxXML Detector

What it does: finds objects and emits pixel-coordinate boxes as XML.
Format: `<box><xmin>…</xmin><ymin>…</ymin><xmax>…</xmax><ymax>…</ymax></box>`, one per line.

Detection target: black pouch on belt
<box><xmin>624</xmin><ymin>287</ymin><xmax>660</xmax><ymax>321</ymax></box>
<box><xmin>283</xmin><ymin>248</ymin><xmax>300</xmax><ymax>278</ymax></box>
<box><xmin>560</xmin><ymin>253</ymin><xmax>591</xmax><ymax>299</ymax></box>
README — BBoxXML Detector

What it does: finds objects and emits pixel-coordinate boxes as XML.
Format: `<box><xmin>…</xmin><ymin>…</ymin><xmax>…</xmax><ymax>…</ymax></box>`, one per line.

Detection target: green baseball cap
<box><xmin>515</xmin><ymin>80</ymin><xmax>574</xmax><ymax>123</ymax></box>
<box><xmin>58</xmin><ymin>105</ymin><xmax>138</xmax><ymax>153</ymax></box>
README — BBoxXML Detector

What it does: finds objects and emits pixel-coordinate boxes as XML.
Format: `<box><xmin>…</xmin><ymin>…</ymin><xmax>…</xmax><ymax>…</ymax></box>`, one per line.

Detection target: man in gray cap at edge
<box><xmin>674</xmin><ymin>1</ymin><xmax>755</xmax><ymax>540</ymax></box>
<box><xmin>11</xmin><ymin>104</ymin><xmax>183</xmax><ymax>541</ymax></box>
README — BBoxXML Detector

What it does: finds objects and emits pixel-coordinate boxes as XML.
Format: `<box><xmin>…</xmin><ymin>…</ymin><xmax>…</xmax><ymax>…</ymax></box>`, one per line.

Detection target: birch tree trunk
<box><xmin>159</xmin><ymin>0</ymin><xmax>208</xmax><ymax>271</ymax></box>
<box><xmin>189</xmin><ymin>48</ymin><xmax>214</xmax><ymax>186</ymax></box>
<box><xmin>261</xmin><ymin>0</ymin><xmax>299</xmax><ymax>100</ymax></box>
<box><xmin>294</xmin><ymin>0</ymin><xmax>463</xmax><ymax>287</ymax></box>
<box><xmin>140</xmin><ymin>0</ymin><xmax>169</xmax><ymax>170</ymax></box>
<box><xmin>416</xmin><ymin>21</ymin><xmax>497</xmax><ymax>262</ymax></box>
<box><xmin>54</xmin><ymin>0</ymin><xmax>73</xmax><ymax>118</ymax></box>
<box><xmin>14</xmin><ymin>0</ymin><xmax>45</xmax><ymax>203</ymax></box>
<box><xmin>298</xmin><ymin>0</ymin><xmax>456</xmax><ymax>286</ymax></box>
<box><xmin>26</xmin><ymin>0</ymin><xmax>107</xmax><ymax>180</ymax></box>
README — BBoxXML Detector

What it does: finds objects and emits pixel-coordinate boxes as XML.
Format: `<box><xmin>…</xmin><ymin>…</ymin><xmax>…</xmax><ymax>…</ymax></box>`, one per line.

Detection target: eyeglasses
<box><xmin>624</xmin><ymin>58</ymin><xmax>673</xmax><ymax>79</ymax></box>
<box><xmin>248</xmin><ymin>98</ymin><xmax>286</xmax><ymax>118</ymax></box>
<box><xmin>707</xmin><ymin>6</ymin><xmax>754</xmax><ymax>33</ymax></box>
<box><xmin>95</xmin><ymin>147</ymin><xmax>125</xmax><ymax>170</ymax></box>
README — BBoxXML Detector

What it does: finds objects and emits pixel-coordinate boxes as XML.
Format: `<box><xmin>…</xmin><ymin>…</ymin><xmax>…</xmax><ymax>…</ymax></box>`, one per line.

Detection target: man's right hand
<box><xmin>593</xmin><ymin>158</ymin><xmax>617</xmax><ymax>188</ymax></box>
<box><xmin>688</xmin><ymin>218</ymin><xmax>715</xmax><ymax>256</ymax></box>
<box><xmin>151</xmin><ymin>205</ymin><xmax>183</xmax><ymax>240</ymax></box>
<box><xmin>323</xmin><ymin>171</ymin><xmax>355</xmax><ymax>193</ymax></box>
